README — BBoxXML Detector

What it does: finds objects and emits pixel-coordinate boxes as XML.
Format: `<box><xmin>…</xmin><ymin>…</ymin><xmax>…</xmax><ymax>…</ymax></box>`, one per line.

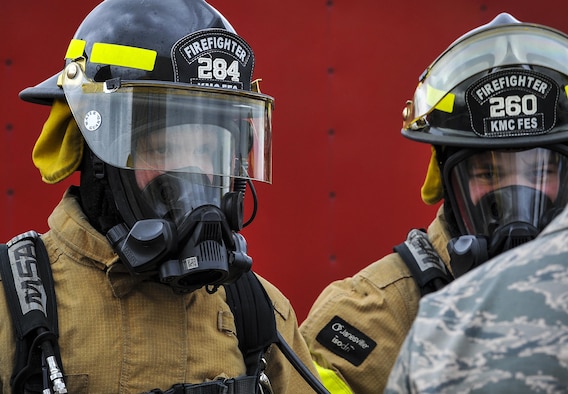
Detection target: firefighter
<box><xmin>300</xmin><ymin>13</ymin><xmax>568</xmax><ymax>393</ymax></box>
<box><xmin>0</xmin><ymin>0</ymin><xmax>320</xmax><ymax>393</ymax></box>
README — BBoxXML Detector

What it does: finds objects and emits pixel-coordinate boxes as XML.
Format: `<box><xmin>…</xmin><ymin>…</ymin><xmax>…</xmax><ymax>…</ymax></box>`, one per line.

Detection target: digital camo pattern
<box><xmin>385</xmin><ymin>208</ymin><xmax>568</xmax><ymax>394</ymax></box>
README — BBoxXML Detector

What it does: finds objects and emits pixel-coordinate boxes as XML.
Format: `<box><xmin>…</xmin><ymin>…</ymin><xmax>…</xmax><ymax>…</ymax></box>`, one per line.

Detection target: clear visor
<box><xmin>62</xmin><ymin>61</ymin><xmax>273</xmax><ymax>186</ymax></box>
<box><xmin>448</xmin><ymin>147</ymin><xmax>568</xmax><ymax>236</ymax></box>
<box><xmin>407</xmin><ymin>24</ymin><xmax>568</xmax><ymax>127</ymax></box>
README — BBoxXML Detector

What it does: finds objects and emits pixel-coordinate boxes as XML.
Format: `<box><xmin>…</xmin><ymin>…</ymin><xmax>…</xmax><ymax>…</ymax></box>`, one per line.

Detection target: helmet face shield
<box><xmin>62</xmin><ymin>61</ymin><xmax>273</xmax><ymax>184</ymax></box>
<box><xmin>408</xmin><ymin>24</ymin><xmax>568</xmax><ymax>127</ymax></box>
<box><xmin>63</xmin><ymin>59</ymin><xmax>273</xmax><ymax>233</ymax></box>
<box><xmin>446</xmin><ymin>147</ymin><xmax>568</xmax><ymax>236</ymax></box>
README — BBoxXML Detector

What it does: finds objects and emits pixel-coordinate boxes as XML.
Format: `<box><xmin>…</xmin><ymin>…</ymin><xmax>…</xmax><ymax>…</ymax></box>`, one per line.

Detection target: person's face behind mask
<box><xmin>134</xmin><ymin>124</ymin><xmax>223</xmax><ymax>189</ymax></box>
<box><xmin>450</xmin><ymin>147</ymin><xmax>567</xmax><ymax>237</ymax></box>
<box><xmin>131</xmin><ymin>124</ymin><xmax>234</xmax><ymax>227</ymax></box>
<box><xmin>467</xmin><ymin>149</ymin><xmax>560</xmax><ymax>204</ymax></box>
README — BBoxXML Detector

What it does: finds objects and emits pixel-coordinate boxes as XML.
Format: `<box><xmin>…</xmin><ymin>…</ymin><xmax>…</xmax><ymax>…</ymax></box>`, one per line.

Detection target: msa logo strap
<box><xmin>0</xmin><ymin>231</ymin><xmax>66</xmax><ymax>393</ymax></box>
<box><xmin>172</xmin><ymin>29</ymin><xmax>254</xmax><ymax>90</ymax></box>
<box><xmin>466</xmin><ymin>69</ymin><xmax>559</xmax><ymax>138</ymax></box>
<box><xmin>316</xmin><ymin>315</ymin><xmax>376</xmax><ymax>366</ymax></box>
<box><xmin>6</xmin><ymin>232</ymin><xmax>48</xmax><ymax>317</ymax></box>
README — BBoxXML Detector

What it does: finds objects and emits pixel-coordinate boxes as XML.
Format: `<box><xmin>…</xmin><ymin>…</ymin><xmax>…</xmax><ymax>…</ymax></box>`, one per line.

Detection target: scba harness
<box><xmin>0</xmin><ymin>231</ymin><xmax>65</xmax><ymax>394</ymax></box>
<box><xmin>0</xmin><ymin>231</ymin><xmax>328</xmax><ymax>394</ymax></box>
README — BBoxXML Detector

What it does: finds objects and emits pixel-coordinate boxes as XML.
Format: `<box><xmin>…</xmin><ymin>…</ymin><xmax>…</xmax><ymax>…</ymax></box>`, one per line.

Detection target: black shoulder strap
<box><xmin>225</xmin><ymin>271</ymin><xmax>330</xmax><ymax>394</ymax></box>
<box><xmin>224</xmin><ymin>270</ymin><xmax>278</xmax><ymax>377</ymax></box>
<box><xmin>0</xmin><ymin>231</ymin><xmax>65</xmax><ymax>393</ymax></box>
<box><xmin>394</xmin><ymin>228</ymin><xmax>454</xmax><ymax>297</ymax></box>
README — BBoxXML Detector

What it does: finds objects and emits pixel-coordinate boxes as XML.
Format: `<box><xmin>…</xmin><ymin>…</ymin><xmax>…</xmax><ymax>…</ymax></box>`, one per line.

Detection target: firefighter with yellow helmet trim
<box><xmin>300</xmin><ymin>13</ymin><xmax>568</xmax><ymax>393</ymax></box>
<box><xmin>0</xmin><ymin>0</ymin><xmax>322</xmax><ymax>393</ymax></box>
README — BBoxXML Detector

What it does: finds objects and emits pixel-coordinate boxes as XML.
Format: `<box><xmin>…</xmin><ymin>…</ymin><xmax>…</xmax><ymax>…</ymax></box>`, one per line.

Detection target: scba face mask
<box><xmin>62</xmin><ymin>33</ymin><xmax>274</xmax><ymax>293</ymax></box>
<box><xmin>444</xmin><ymin>147</ymin><xmax>568</xmax><ymax>276</ymax></box>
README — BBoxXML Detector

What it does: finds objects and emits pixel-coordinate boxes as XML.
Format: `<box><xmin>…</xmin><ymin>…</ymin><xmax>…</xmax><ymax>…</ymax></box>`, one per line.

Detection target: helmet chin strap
<box><xmin>78</xmin><ymin>148</ymin><xmax>123</xmax><ymax>234</ymax></box>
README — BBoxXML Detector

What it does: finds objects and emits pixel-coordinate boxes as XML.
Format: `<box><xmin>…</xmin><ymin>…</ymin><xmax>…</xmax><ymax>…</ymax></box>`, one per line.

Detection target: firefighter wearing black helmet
<box><xmin>0</xmin><ymin>1</ymin><xmax>321</xmax><ymax>393</ymax></box>
<box><xmin>300</xmin><ymin>13</ymin><xmax>568</xmax><ymax>394</ymax></box>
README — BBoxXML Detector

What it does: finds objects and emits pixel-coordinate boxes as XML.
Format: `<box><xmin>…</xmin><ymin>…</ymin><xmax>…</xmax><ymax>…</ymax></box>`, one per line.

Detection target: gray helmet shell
<box><xmin>20</xmin><ymin>0</ymin><xmax>236</xmax><ymax>105</ymax></box>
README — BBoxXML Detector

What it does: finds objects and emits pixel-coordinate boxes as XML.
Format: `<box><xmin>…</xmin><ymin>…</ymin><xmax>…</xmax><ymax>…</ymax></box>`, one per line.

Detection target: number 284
<box><xmin>198</xmin><ymin>58</ymin><xmax>240</xmax><ymax>81</ymax></box>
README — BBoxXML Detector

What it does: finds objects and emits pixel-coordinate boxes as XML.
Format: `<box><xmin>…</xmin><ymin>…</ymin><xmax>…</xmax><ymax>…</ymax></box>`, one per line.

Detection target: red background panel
<box><xmin>2</xmin><ymin>0</ymin><xmax>567</xmax><ymax>321</ymax></box>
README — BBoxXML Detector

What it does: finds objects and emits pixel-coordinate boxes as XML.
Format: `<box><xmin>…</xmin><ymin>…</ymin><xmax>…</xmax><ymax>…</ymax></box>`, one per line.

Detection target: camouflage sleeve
<box><xmin>385</xmin><ymin>232</ymin><xmax>568</xmax><ymax>393</ymax></box>
<box><xmin>383</xmin><ymin>325</ymin><xmax>414</xmax><ymax>393</ymax></box>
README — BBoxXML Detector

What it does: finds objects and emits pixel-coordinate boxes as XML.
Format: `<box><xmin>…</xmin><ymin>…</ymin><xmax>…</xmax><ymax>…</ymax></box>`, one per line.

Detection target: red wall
<box><xmin>2</xmin><ymin>0</ymin><xmax>567</xmax><ymax>321</ymax></box>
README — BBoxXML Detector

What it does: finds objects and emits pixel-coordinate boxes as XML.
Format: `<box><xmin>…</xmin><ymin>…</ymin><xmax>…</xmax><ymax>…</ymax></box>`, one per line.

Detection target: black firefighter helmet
<box><xmin>402</xmin><ymin>13</ymin><xmax>568</xmax><ymax>274</ymax></box>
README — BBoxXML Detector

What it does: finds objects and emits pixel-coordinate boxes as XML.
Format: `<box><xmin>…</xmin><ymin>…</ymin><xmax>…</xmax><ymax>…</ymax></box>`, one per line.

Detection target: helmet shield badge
<box><xmin>172</xmin><ymin>29</ymin><xmax>254</xmax><ymax>90</ymax></box>
<box><xmin>466</xmin><ymin>69</ymin><xmax>559</xmax><ymax>139</ymax></box>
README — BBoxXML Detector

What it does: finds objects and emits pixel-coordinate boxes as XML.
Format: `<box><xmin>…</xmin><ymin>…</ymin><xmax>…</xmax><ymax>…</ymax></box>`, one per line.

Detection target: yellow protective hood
<box><xmin>32</xmin><ymin>99</ymin><xmax>84</xmax><ymax>184</ymax></box>
<box><xmin>421</xmin><ymin>146</ymin><xmax>444</xmax><ymax>205</ymax></box>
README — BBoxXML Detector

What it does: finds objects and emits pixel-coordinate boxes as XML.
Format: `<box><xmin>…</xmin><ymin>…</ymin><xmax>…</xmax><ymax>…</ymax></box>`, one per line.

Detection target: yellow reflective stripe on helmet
<box><xmin>65</xmin><ymin>39</ymin><xmax>157</xmax><ymax>71</ymax></box>
<box><xmin>314</xmin><ymin>361</ymin><xmax>353</xmax><ymax>394</ymax></box>
<box><xmin>435</xmin><ymin>93</ymin><xmax>455</xmax><ymax>113</ymax></box>
<box><xmin>65</xmin><ymin>39</ymin><xmax>86</xmax><ymax>59</ymax></box>
<box><xmin>565</xmin><ymin>85</ymin><xmax>568</xmax><ymax>98</ymax></box>
<box><xmin>426</xmin><ymin>84</ymin><xmax>455</xmax><ymax>113</ymax></box>
<box><xmin>90</xmin><ymin>42</ymin><xmax>157</xmax><ymax>71</ymax></box>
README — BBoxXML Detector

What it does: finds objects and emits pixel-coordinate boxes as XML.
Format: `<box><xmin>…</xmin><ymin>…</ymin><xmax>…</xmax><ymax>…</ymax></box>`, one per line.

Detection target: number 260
<box><xmin>489</xmin><ymin>94</ymin><xmax>537</xmax><ymax>117</ymax></box>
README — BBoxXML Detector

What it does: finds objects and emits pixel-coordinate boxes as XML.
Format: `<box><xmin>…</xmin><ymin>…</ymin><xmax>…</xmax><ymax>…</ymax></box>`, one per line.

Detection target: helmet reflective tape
<box><xmin>65</xmin><ymin>39</ymin><xmax>158</xmax><ymax>72</ymax></box>
<box><xmin>91</xmin><ymin>43</ymin><xmax>157</xmax><ymax>71</ymax></box>
<box><xmin>426</xmin><ymin>86</ymin><xmax>455</xmax><ymax>113</ymax></box>
<box><xmin>62</xmin><ymin>60</ymin><xmax>274</xmax><ymax>183</ymax></box>
<box><xmin>65</xmin><ymin>39</ymin><xmax>86</xmax><ymax>59</ymax></box>
<box><xmin>19</xmin><ymin>0</ymin><xmax>247</xmax><ymax>105</ymax></box>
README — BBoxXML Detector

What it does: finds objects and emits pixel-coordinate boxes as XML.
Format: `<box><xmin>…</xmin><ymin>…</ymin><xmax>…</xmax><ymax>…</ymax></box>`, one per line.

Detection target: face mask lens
<box><xmin>133</xmin><ymin>124</ymin><xmax>229</xmax><ymax>176</ymax></box>
<box><xmin>449</xmin><ymin>148</ymin><xmax>568</xmax><ymax>236</ymax></box>
<box><xmin>126</xmin><ymin>123</ymin><xmax>230</xmax><ymax>229</ymax></box>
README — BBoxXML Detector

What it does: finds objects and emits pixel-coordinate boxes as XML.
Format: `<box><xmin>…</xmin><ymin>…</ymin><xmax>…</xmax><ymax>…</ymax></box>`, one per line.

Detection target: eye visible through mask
<box><xmin>445</xmin><ymin>146</ymin><xmax>568</xmax><ymax>277</ymax></box>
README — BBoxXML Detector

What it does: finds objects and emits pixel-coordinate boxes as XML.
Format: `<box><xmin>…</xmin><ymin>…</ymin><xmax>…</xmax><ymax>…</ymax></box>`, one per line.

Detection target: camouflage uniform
<box><xmin>385</xmin><ymin>205</ymin><xmax>568</xmax><ymax>394</ymax></box>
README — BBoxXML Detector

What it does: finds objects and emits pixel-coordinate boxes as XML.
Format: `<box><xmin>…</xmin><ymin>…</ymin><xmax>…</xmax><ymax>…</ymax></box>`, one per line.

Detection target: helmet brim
<box><xmin>19</xmin><ymin>73</ymin><xmax>65</xmax><ymax>106</ymax></box>
<box><xmin>402</xmin><ymin>126</ymin><xmax>568</xmax><ymax>148</ymax></box>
